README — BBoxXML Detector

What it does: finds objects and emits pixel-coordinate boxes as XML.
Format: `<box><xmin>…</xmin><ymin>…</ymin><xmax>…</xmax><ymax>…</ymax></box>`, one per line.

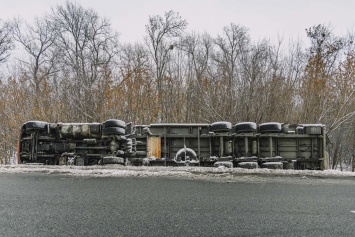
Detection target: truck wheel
<box><xmin>25</xmin><ymin>121</ymin><xmax>48</xmax><ymax>131</ymax></box>
<box><xmin>259</xmin><ymin>122</ymin><xmax>282</xmax><ymax>133</ymax></box>
<box><xmin>102</xmin><ymin>127</ymin><xmax>125</xmax><ymax>135</ymax></box>
<box><xmin>210</xmin><ymin>121</ymin><xmax>232</xmax><ymax>132</ymax></box>
<box><xmin>103</xmin><ymin>119</ymin><xmax>126</xmax><ymax>128</ymax></box>
<box><xmin>214</xmin><ymin>161</ymin><xmax>233</xmax><ymax>168</ymax></box>
<box><xmin>237</xmin><ymin>162</ymin><xmax>259</xmax><ymax>169</ymax></box>
<box><xmin>261</xmin><ymin>162</ymin><xmax>283</xmax><ymax>169</ymax></box>
<box><xmin>235</xmin><ymin>122</ymin><xmax>257</xmax><ymax>133</ymax></box>
<box><xmin>103</xmin><ymin>156</ymin><xmax>125</xmax><ymax>164</ymax></box>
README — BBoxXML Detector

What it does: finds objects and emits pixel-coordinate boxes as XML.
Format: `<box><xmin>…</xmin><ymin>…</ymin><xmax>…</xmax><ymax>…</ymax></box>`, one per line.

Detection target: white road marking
<box><xmin>351</xmin><ymin>211</ymin><xmax>355</xmax><ymax>214</ymax></box>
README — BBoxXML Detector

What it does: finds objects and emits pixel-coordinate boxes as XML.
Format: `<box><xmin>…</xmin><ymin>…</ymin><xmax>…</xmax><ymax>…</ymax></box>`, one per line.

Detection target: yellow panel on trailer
<box><xmin>147</xmin><ymin>136</ymin><xmax>161</xmax><ymax>159</ymax></box>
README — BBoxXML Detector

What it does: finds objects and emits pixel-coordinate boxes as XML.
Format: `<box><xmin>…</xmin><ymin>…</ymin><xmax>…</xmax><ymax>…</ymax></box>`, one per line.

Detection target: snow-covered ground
<box><xmin>1</xmin><ymin>165</ymin><xmax>355</xmax><ymax>183</ymax></box>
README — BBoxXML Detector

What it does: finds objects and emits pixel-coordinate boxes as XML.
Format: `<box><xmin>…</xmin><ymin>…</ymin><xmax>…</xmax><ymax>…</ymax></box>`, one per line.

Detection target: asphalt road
<box><xmin>0</xmin><ymin>173</ymin><xmax>355</xmax><ymax>237</ymax></box>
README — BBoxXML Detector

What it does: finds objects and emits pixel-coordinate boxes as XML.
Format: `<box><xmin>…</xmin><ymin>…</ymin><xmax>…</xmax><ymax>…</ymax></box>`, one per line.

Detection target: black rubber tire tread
<box><xmin>102</xmin><ymin>127</ymin><xmax>125</xmax><ymax>135</ymax></box>
<box><xmin>235</xmin><ymin>122</ymin><xmax>257</xmax><ymax>133</ymax></box>
<box><xmin>210</xmin><ymin>121</ymin><xmax>232</xmax><ymax>132</ymax></box>
<box><xmin>103</xmin><ymin>119</ymin><xmax>126</xmax><ymax>128</ymax></box>
<box><xmin>261</xmin><ymin>162</ymin><xmax>283</xmax><ymax>169</ymax></box>
<box><xmin>25</xmin><ymin>121</ymin><xmax>48</xmax><ymax>131</ymax></box>
<box><xmin>237</xmin><ymin>162</ymin><xmax>259</xmax><ymax>169</ymax></box>
<box><xmin>135</xmin><ymin>151</ymin><xmax>147</xmax><ymax>156</ymax></box>
<box><xmin>304</xmin><ymin>126</ymin><xmax>322</xmax><ymax>135</ymax></box>
<box><xmin>103</xmin><ymin>156</ymin><xmax>125</xmax><ymax>164</ymax></box>
<box><xmin>259</xmin><ymin>122</ymin><xmax>282</xmax><ymax>133</ymax></box>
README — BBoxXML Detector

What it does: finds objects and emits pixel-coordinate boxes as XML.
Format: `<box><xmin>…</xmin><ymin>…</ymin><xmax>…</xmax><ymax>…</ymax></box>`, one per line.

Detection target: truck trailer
<box><xmin>17</xmin><ymin>120</ymin><xmax>329</xmax><ymax>170</ymax></box>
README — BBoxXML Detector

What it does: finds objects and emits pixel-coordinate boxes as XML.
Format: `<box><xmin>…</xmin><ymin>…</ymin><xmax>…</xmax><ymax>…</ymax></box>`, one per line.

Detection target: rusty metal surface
<box><xmin>147</xmin><ymin>136</ymin><xmax>161</xmax><ymax>159</ymax></box>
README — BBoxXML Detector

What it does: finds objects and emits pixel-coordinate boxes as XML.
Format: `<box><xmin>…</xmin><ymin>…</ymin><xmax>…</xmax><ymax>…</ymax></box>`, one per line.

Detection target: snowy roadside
<box><xmin>1</xmin><ymin>165</ymin><xmax>355</xmax><ymax>184</ymax></box>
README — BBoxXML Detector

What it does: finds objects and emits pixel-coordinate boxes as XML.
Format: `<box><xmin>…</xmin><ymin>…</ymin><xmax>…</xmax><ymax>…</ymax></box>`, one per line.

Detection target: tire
<box><xmin>304</xmin><ymin>125</ymin><xmax>322</xmax><ymax>135</ymax></box>
<box><xmin>235</xmin><ymin>122</ymin><xmax>257</xmax><ymax>133</ymax></box>
<box><xmin>214</xmin><ymin>161</ymin><xmax>233</xmax><ymax>168</ymax></box>
<box><xmin>259</xmin><ymin>122</ymin><xmax>282</xmax><ymax>133</ymax></box>
<box><xmin>135</xmin><ymin>151</ymin><xmax>147</xmax><ymax>156</ymax></box>
<box><xmin>210</xmin><ymin>121</ymin><xmax>232</xmax><ymax>132</ymax></box>
<box><xmin>261</xmin><ymin>162</ymin><xmax>283</xmax><ymax>169</ymax></box>
<box><xmin>102</xmin><ymin>127</ymin><xmax>125</xmax><ymax>135</ymax></box>
<box><xmin>283</xmin><ymin>161</ymin><xmax>295</xmax><ymax>170</ymax></box>
<box><xmin>237</xmin><ymin>162</ymin><xmax>259</xmax><ymax>169</ymax></box>
<box><xmin>103</xmin><ymin>119</ymin><xmax>126</xmax><ymax>128</ymax></box>
<box><xmin>103</xmin><ymin>156</ymin><xmax>125</xmax><ymax>164</ymax></box>
<box><xmin>25</xmin><ymin>121</ymin><xmax>48</xmax><ymax>131</ymax></box>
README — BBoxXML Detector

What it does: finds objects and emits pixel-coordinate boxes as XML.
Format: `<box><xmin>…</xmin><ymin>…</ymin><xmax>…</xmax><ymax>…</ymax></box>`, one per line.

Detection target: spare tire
<box><xmin>175</xmin><ymin>148</ymin><xmax>198</xmax><ymax>162</ymax></box>
<box><xmin>25</xmin><ymin>121</ymin><xmax>48</xmax><ymax>131</ymax></box>
<box><xmin>102</xmin><ymin>127</ymin><xmax>125</xmax><ymax>135</ymax></box>
<box><xmin>210</xmin><ymin>121</ymin><xmax>232</xmax><ymax>132</ymax></box>
<box><xmin>103</xmin><ymin>119</ymin><xmax>126</xmax><ymax>128</ymax></box>
<box><xmin>235</xmin><ymin>122</ymin><xmax>257</xmax><ymax>133</ymax></box>
<box><xmin>259</xmin><ymin>122</ymin><xmax>282</xmax><ymax>133</ymax></box>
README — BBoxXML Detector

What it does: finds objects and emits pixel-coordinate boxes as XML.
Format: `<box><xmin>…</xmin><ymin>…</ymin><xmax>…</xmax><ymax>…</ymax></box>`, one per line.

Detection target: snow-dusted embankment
<box><xmin>1</xmin><ymin>165</ymin><xmax>355</xmax><ymax>183</ymax></box>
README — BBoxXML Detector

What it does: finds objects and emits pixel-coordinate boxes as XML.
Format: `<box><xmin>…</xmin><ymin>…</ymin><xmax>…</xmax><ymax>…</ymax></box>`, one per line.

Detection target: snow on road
<box><xmin>1</xmin><ymin>165</ymin><xmax>355</xmax><ymax>183</ymax></box>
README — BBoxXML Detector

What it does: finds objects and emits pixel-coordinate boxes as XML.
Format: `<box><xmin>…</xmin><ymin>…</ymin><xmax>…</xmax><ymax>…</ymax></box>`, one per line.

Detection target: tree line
<box><xmin>0</xmin><ymin>1</ymin><xmax>354</xmax><ymax>169</ymax></box>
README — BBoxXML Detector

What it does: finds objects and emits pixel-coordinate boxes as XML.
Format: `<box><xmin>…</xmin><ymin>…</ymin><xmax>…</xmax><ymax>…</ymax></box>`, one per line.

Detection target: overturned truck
<box><xmin>17</xmin><ymin>120</ymin><xmax>329</xmax><ymax>170</ymax></box>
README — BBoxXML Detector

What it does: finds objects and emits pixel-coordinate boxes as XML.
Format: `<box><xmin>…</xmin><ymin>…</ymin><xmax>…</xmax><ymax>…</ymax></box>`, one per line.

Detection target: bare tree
<box><xmin>51</xmin><ymin>1</ymin><xmax>119</xmax><ymax>122</ymax></box>
<box><xmin>145</xmin><ymin>10</ymin><xmax>187</xmax><ymax>121</ymax></box>
<box><xmin>12</xmin><ymin>17</ymin><xmax>58</xmax><ymax>120</ymax></box>
<box><xmin>214</xmin><ymin>23</ymin><xmax>249</xmax><ymax>120</ymax></box>
<box><xmin>115</xmin><ymin>43</ymin><xmax>156</xmax><ymax>124</ymax></box>
<box><xmin>0</xmin><ymin>19</ymin><xmax>15</xmax><ymax>64</ymax></box>
<box><xmin>301</xmin><ymin>24</ymin><xmax>346</xmax><ymax>123</ymax></box>
<box><xmin>180</xmin><ymin>32</ymin><xmax>214</xmax><ymax>122</ymax></box>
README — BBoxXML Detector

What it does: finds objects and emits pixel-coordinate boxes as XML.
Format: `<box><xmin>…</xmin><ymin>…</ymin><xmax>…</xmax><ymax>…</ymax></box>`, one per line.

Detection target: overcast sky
<box><xmin>1</xmin><ymin>0</ymin><xmax>354</xmax><ymax>44</ymax></box>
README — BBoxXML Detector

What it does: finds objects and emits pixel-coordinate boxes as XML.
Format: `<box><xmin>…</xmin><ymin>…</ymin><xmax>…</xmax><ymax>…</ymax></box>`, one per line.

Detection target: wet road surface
<box><xmin>1</xmin><ymin>173</ymin><xmax>355</xmax><ymax>237</ymax></box>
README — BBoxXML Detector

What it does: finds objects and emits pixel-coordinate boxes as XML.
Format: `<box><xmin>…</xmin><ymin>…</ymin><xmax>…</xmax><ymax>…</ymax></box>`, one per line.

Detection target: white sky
<box><xmin>1</xmin><ymin>0</ymin><xmax>355</xmax><ymax>44</ymax></box>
